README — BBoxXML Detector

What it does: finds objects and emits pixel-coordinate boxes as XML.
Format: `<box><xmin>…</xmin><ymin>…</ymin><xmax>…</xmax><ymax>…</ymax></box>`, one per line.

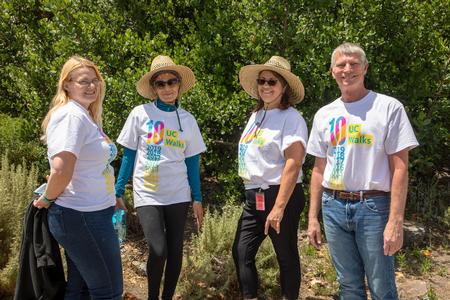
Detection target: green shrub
<box><xmin>408</xmin><ymin>176</ymin><xmax>450</xmax><ymax>226</ymax></box>
<box><xmin>178</xmin><ymin>204</ymin><xmax>281</xmax><ymax>299</ymax></box>
<box><xmin>0</xmin><ymin>114</ymin><xmax>47</xmax><ymax>174</ymax></box>
<box><xmin>1</xmin><ymin>0</ymin><xmax>448</xmax><ymax>222</ymax></box>
<box><xmin>0</xmin><ymin>155</ymin><xmax>38</xmax><ymax>298</ymax></box>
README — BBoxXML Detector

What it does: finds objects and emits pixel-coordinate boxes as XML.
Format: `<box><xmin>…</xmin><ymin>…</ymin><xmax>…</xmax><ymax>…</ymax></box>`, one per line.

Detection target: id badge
<box><xmin>255</xmin><ymin>191</ymin><xmax>265</xmax><ymax>211</ymax></box>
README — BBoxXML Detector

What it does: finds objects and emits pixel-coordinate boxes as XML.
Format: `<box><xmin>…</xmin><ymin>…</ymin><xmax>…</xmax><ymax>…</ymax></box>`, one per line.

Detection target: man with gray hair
<box><xmin>306</xmin><ymin>42</ymin><xmax>418</xmax><ymax>299</ymax></box>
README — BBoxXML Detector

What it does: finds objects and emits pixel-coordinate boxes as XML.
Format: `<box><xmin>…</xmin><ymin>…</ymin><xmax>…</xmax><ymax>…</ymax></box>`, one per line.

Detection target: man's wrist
<box><xmin>388</xmin><ymin>216</ymin><xmax>404</xmax><ymax>224</ymax></box>
<box><xmin>308</xmin><ymin>216</ymin><xmax>320</xmax><ymax>223</ymax></box>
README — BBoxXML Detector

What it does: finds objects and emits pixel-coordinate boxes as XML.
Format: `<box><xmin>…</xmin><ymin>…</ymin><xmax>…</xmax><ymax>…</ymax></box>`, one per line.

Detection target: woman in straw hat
<box><xmin>232</xmin><ymin>56</ymin><xmax>308</xmax><ymax>300</ymax></box>
<box><xmin>33</xmin><ymin>56</ymin><xmax>123</xmax><ymax>298</ymax></box>
<box><xmin>115</xmin><ymin>55</ymin><xmax>206</xmax><ymax>299</ymax></box>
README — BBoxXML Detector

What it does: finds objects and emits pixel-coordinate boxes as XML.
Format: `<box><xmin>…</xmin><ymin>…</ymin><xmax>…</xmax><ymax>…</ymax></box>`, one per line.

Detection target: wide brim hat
<box><xmin>136</xmin><ymin>55</ymin><xmax>196</xmax><ymax>99</ymax></box>
<box><xmin>239</xmin><ymin>56</ymin><xmax>305</xmax><ymax>104</ymax></box>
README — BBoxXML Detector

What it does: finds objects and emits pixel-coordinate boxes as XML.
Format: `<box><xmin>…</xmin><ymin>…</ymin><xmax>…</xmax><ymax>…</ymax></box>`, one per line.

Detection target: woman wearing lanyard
<box><xmin>233</xmin><ymin>56</ymin><xmax>308</xmax><ymax>300</ymax></box>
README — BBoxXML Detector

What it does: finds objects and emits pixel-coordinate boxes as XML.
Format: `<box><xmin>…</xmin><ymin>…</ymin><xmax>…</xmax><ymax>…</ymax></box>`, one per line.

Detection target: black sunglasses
<box><xmin>256</xmin><ymin>78</ymin><xmax>278</xmax><ymax>86</ymax></box>
<box><xmin>153</xmin><ymin>78</ymin><xmax>180</xmax><ymax>88</ymax></box>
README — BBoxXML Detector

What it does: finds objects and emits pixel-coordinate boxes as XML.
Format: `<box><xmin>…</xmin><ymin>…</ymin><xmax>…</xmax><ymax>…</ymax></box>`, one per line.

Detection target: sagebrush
<box><xmin>178</xmin><ymin>204</ymin><xmax>281</xmax><ymax>299</ymax></box>
<box><xmin>0</xmin><ymin>155</ymin><xmax>38</xmax><ymax>298</ymax></box>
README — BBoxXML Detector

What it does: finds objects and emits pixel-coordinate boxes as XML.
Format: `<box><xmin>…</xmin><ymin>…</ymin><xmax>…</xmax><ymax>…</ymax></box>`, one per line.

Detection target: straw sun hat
<box><xmin>136</xmin><ymin>55</ymin><xmax>196</xmax><ymax>99</ymax></box>
<box><xmin>239</xmin><ymin>56</ymin><xmax>305</xmax><ymax>104</ymax></box>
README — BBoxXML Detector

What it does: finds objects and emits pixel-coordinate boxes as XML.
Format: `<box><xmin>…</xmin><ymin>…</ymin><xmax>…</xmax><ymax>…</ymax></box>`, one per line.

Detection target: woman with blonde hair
<box><xmin>34</xmin><ymin>55</ymin><xmax>124</xmax><ymax>299</ymax></box>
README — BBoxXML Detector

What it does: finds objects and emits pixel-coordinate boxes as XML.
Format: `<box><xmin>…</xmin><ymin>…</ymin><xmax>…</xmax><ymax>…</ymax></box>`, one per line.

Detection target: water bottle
<box><xmin>33</xmin><ymin>183</ymin><xmax>47</xmax><ymax>199</ymax></box>
<box><xmin>112</xmin><ymin>209</ymin><xmax>126</xmax><ymax>244</ymax></box>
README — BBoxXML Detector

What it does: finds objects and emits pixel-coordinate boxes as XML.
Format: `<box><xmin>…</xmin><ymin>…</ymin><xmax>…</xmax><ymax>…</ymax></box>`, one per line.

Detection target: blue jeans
<box><xmin>322</xmin><ymin>192</ymin><xmax>398</xmax><ymax>300</ymax></box>
<box><xmin>48</xmin><ymin>204</ymin><xmax>123</xmax><ymax>300</ymax></box>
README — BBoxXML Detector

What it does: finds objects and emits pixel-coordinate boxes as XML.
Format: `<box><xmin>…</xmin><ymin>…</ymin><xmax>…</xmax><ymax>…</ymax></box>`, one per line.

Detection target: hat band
<box><xmin>151</xmin><ymin>62</ymin><xmax>176</xmax><ymax>70</ymax></box>
<box><xmin>265</xmin><ymin>60</ymin><xmax>290</xmax><ymax>71</ymax></box>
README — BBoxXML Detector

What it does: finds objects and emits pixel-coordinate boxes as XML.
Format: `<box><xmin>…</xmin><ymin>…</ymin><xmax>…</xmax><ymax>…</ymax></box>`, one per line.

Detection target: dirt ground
<box><xmin>120</xmin><ymin>231</ymin><xmax>450</xmax><ymax>300</ymax></box>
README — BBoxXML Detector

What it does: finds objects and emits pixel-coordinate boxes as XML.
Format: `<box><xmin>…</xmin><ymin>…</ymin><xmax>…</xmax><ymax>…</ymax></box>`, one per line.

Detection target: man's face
<box><xmin>331</xmin><ymin>53</ymin><xmax>368</xmax><ymax>90</ymax></box>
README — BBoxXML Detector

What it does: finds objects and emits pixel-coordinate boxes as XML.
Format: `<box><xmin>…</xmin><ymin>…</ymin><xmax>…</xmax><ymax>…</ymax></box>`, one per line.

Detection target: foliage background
<box><xmin>0</xmin><ymin>0</ymin><xmax>449</xmax><ymax>296</ymax></box>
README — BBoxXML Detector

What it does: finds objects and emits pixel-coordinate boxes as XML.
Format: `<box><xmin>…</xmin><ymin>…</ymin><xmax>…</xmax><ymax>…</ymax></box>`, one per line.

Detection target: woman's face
<box><xmin>64</xmin><ymin>67</ymin><xmax>100</xmax><ymax>109</ymax></box>
<box><xmin>153</xmin><ymin>72</ymin><xmax>180</xmax><ymax>104</ymax></box>
<box><xmin>257</xmin><ymin>70</ymin><xmax>285</xmax><ymax>109</ymax></box>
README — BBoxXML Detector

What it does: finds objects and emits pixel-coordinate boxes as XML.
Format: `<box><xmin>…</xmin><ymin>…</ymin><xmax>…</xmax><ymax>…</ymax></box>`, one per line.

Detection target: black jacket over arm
<box><xmin>14</xmin><ymin>201</ymin><xmax>65</xmax><ymax>300</ymax></box>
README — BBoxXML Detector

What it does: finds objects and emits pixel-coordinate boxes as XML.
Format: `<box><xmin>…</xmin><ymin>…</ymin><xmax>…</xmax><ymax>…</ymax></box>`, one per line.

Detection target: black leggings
<box><xmin>232</xmin><ymin>183</ymin><xmax>305</xmax><ymax>300</ymax></box>
<box><xmin>137</xmin><ymin>202</ymin><xmax>189</xmax><ymax>300</ymax></box>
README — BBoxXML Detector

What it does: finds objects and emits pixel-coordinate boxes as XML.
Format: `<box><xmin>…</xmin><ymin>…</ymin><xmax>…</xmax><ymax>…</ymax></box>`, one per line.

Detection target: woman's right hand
<box><xmin>115</xmin><ymin>197</ymin><xmax>128</xmax><ymax>212</ymax></box>
<box><xmin>192</xmin><ymin>201</ymin><xmax>204</xmax><ymax>231</ymax></box>
<box><xmin>33</xmin><ymin>196</ymin><xmax>51</xmax><ymax>209</ymax></box>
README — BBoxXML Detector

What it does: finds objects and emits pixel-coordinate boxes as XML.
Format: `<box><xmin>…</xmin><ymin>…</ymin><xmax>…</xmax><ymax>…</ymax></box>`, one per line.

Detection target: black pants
<box><xmin>137</xmin><ymin>202</ymin><xmax>189</xmax><ymax>300</ymax></box>
<box><xmin>232</xmin><ymin>183</ymin><xmax>305</xmax><ymax>300</ymax></box>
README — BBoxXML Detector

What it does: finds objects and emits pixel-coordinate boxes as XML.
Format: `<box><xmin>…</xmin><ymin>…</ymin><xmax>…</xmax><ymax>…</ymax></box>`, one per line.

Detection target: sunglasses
<box><xmin>153</xmin><ymin>78</ymin><xmax>180</xmax><ymax>89</ymax></box>
<box><xmin>256</xmin><ymin>78</ymin><xmax>278</xmax><ymax>86</ymax></box>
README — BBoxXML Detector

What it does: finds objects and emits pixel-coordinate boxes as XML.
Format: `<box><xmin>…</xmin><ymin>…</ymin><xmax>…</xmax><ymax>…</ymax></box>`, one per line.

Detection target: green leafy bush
<box><xmin>0</xmin><ymin>0</ymin><xmax>448</xmax><ymax>220</ymax></box>
<box><xmin>0</xmin><ymin>155</ymin><xmax>38</xmax><ymax>298</ymax></box>
<box><xmin>0</xmin><ymin>114</ymin><xmax>47</xmax><ymax>174</ymax></box>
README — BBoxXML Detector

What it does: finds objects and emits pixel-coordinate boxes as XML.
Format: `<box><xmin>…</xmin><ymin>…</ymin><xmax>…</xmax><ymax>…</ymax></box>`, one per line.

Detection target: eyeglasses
<box><xmin>71</xmin><ymin>79</ymin><xmax>101</xmax><ymax>87</ymax></box>
<box><xmin>256</xmin><ymin>78</ymin><xmax>278</xmax><ymax>86</ymax></box>
<box><xmin>153</xmin><ymin>78</ymin><xmax>180</xmax><ymax>89</ymax></box>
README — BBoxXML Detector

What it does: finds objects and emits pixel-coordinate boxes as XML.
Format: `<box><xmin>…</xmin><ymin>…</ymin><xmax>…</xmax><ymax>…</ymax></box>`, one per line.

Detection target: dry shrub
<box><xmin>177</xmin><ymin>204</ymin><xmax>280</xmax><ymax>299</ymax></box>
<box><xmin>0</xmin><ymin>155</ymin><xmax>38</xmax><ymax>298</ymax></box>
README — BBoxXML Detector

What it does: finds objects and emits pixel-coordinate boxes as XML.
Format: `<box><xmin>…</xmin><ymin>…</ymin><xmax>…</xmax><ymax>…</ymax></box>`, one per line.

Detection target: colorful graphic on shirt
<box><xmin>328</xmin><ymin>117</ymin><xmax>346</xmax><ymax>189</ymax></box>
<box><xmin>144</xmin><ymin>144</ymin><xmax>161</xmax><ymax>191</ymax></box>
<box><xmin>328</xmin><ymin>118</ymin><xmax>374</xmax><ymax>189</ymax></box>
<box><xmin>164</xmin><ymin>129</ymin><xmax>185</xmax><ymax>148</ymax></box>
<box><xmin>144</xmin><ymin>120</ymin><xmax>186</xmax><ymax>191</ymax></box>
<box><xmin>329</xmin><ymin>145</ymin><xmax>345</xmax><ymax>189</ymax></box>
<box><xmin>329</xmin><ymin>116</ymin><xmax>346</xmax><ymax>146</ymax></box>
<box><xmin>147</xmin><ymin>120</ymin><xmax>164</xmax><ymax>145</ymax></box>
<box><xmin>239</xmin><ymin>122</ymin><xmax>266</xmax><ymax>146</ymax></box>
<box><xmin>238</xmin><ymin>144</ymin><xmax>249</xmax><ymax>177</ymax></box>
<box><xmin>348</xmin><ymin>124</ymin><xmax>373</xmax><ymax>145</ymax></box>
<box><xmin>238</xmin><ymin>122</ymin><xmax>266</xmax><ymax>178</ymax></box>
<box><xmin>98</xmin><ymin>128</ymin><xmax>117</xmax><ymax>194</ymax></box>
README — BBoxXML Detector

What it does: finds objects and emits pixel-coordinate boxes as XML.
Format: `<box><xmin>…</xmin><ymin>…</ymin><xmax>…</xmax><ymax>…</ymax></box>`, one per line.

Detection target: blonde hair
<box><xmin>41</xmin><ymin>56</ymin><xmax>106</xmax><ymax>141</ymax></box>
<box><xmin>330</xmin><ymin>42</ymin><xmax>368</xmax><ymax>68</ymax></box>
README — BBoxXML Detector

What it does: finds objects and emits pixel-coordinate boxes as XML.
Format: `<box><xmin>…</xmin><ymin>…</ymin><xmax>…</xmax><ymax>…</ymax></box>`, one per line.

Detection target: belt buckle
<box><xmin>344</xmin><ymin>191</ymin><xmax>359</xmax><ymax>201</ymax></box>
<box><xmin>340</xmin><ymin>191</ymin><xmax>352</xmax><ymax>200</ymax></box>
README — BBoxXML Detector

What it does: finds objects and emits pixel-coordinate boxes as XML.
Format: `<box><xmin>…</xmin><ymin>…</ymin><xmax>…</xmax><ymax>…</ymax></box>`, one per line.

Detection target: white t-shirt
<box><xmin>307</xmin><ymin>91</ymin><xmax>419</xmax><ymax>192</ymax></box>
<box><xmin>46</xmin><ymin>100</ymin><xmax>117</xmax><ymax>212</ymax></box>
<box><xmin>117</xmin><ymin>102</ymin><xmax>206</xmax><ymax>207</ymax></box>
<box><xmin>238</xmin><ymin>107</ymin><xmax>308</xmax><ymax>189</ymax></box>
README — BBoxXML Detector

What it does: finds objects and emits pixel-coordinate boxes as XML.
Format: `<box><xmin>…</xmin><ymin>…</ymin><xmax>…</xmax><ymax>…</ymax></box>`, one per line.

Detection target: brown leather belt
<box><xmin>323</xmin><ymin>187</ymin><xmax>390</xmax><ymax>201</ymax></box>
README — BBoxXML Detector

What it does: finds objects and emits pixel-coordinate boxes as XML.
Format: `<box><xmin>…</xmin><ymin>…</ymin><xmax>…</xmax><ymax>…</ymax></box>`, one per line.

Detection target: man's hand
<box><xmin>385</xmin><ymin>149</ymin><xmax>408</xmax><ymax>256</ymax></box>
<box><xmin>307</xmin><ymin>218</ymin><xmax>323</xmax><ymax>249</ymax></box>
<box><xmin>383</xmin><ymin>219</ymin><xmax>404</xmax><ymax>256</ymax></box>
